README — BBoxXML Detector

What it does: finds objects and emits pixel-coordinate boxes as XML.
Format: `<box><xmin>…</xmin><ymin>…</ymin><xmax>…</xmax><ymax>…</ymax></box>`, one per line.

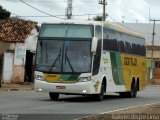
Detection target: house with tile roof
<box><xmin>0</xmin><ymin>19</ymin><xmax>38</xmax><ymax>84</ymax></box>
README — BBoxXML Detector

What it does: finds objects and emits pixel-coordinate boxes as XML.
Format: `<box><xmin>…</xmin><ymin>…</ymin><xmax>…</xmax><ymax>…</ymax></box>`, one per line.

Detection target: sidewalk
<box><xmin>0</xmin><ymin>82</ymin><xmax>34</xmax><ymax>91</ymax></box>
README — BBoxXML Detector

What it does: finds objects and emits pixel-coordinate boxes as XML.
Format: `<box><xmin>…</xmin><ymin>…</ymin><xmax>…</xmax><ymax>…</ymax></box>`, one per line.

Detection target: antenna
<box><xmin>66</xmin><ymin>0</ymin><xmax>72</xmax><ymax>19</ymax></box>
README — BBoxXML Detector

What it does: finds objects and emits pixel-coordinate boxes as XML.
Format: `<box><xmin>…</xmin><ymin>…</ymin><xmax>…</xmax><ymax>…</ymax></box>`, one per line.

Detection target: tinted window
<box><xmin>103</xmin><ymin>28</ymin><xmax>145</xmax><ymax>56</ymax></box>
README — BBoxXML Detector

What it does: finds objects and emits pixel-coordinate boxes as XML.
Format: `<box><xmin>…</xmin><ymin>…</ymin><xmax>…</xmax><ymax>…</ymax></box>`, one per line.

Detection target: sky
<box><xmin>0</xmin><ymin>0</ymin><xmax>160</xmax><ymax>24</ymax></box>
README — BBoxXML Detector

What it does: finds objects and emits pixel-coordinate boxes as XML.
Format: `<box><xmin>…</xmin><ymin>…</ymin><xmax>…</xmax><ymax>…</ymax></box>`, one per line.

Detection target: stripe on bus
<box><xmin>44</xmin><ymin>74</ymin><xmax>80</xmax><ymax>83</ymax></box>
<box><xmin>110</xmin><ymin>52</ymin><xmax>125</xmax><ymax>85</ymax></box>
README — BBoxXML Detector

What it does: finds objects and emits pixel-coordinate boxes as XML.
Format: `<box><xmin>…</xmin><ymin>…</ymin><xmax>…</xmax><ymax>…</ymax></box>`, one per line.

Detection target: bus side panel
<box><xmin>121</xmin><ymin>54</ymin><xmax>146</xmax><ymax>91</ymax></box>
<box><xmin>101</xmin><ymin>52</ymin><xmax>126</xmax><ymax>92</ymax></box>
<box><xmin>139</xmin><ymin>57</ymin><xmax>146</xmax><ymax>90</ymax></box>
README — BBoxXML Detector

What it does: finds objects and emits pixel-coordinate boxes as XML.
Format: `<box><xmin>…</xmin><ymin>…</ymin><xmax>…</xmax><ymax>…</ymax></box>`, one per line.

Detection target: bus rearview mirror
<box><xmin>91</xmin><ymin>37</ymin><xmax>98</xmax><ymax>54</ymax></box>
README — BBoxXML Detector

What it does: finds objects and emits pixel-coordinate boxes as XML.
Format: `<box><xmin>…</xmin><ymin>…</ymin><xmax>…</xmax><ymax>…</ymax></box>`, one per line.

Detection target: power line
<box><xmin>19</xmin><ymin>0</ymin><xmax>64</xmax><ymax>19</ymax></box>
<box><xmin>11</xmin><ymin>12</ymin><xmax>20</xmax><ymax>16</ymax></box>
<box><xmin>5</xmin><ymin>0</ymin><xmax>67</xmax><ymax>2</ymax></box>
<box><xmin>11</xmin><ymin>13</ymin><xmax>101</xmax><ymax>17</ymax></box>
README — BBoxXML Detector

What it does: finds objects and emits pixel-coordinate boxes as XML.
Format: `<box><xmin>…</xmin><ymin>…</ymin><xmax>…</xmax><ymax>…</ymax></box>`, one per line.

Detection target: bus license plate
<box><xmin>56</xmin><ymin>86</ymin><xmax>66</xmax><ymax>89</ymax></box>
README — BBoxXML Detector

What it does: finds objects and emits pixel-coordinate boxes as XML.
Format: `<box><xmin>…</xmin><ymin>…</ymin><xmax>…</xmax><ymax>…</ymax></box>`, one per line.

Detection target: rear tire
<box><xmin>131</xmin><ymin>82</ymin><xmax>137</xmax><ymax>98</ymax></box>
<box><xmin>49</xmin><ymin>92</ymin><xmax>59</xmax><ymax>101</ymax></box>
<box><xmin>119</xmin><ymin>82</ymin><xmax>137</xmax><ymax>98</ymax></box>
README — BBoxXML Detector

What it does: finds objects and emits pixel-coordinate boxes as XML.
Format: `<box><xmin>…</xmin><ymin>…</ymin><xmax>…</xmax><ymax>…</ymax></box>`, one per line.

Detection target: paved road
<box><xmin>0</xmin><ymin>86</ymin><xmax>160</xmax><ymax>120</ymax></box>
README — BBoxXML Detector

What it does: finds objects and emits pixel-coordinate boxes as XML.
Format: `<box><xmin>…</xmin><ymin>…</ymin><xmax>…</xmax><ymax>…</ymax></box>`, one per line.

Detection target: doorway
<box><xmin>25</xmin><ymin>50</ymin><xmax>34</xmax><ymax>82</ymax></box>
<box><xmin>0</xmin><ymin>54</ymin><xmax>3</xmax><ymax>87</ymax></box>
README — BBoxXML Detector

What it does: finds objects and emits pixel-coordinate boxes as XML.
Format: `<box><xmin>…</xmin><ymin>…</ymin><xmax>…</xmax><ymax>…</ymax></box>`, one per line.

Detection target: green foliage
<box><xmin>93</xmin><ymin>16</ymin><xmax>102</xmax><ymax>21</ymax></box>
<box><xmin>0</xmin><ymin>5</ymin><xmax>11</xmax><ymax>19</ymax></box>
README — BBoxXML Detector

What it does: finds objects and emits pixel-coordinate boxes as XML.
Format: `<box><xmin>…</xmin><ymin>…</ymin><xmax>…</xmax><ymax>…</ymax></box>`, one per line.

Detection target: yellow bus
<box><xmin>35</xmin><ymin>20</ymin><xmax>146</xmax><ymax>101</ymax></box>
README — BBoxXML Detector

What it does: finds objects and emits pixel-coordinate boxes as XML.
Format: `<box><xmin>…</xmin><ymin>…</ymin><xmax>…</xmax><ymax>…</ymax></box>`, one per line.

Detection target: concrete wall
<box><xmin>24</xmin><ymin>28</ymin><xmax>38</xmax><ymax>52</ymax></box>
<box><xmin>2</xmin><ymin>52</ymin><xmax>14</xmax><ymax>83</ymax></box>
<box><xmin>13</xmin><ymin>44</ymin><xmax>26</xmax><ymax>83</ymax></box>
<box><xmin>147</xmin><ymin>50</ymin><xmax>160</xmax><ymax>59</ymax></box>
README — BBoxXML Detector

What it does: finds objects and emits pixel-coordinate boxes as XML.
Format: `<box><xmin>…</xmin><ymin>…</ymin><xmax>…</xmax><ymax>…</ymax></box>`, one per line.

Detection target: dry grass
<box><xmin>79</xmin><ymin>103</ymin><xmax>160</xmax><ymax>120</ymax></box>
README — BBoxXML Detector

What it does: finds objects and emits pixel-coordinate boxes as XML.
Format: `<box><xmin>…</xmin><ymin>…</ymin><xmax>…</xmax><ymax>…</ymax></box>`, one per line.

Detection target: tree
<box><xmin>0</xmin><ymin>5</ymin><xmax>11</xmax><ymax>19</ymax></box>
<box><xmin>93</xmin><ymin>16</ymin><xmax>102</xmax><ymax>21</ymax></box>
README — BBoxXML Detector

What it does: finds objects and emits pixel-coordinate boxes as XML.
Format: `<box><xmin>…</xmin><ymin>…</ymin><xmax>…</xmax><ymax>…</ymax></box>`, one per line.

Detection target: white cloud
<box><xmin>107</xmin><ymin>0</ymin><xmax>150</xmax><ymax>23</ymax></box>
<box><xmin>0</xmin><ymin>0</ymin><xmax>159</xmax><ymax>23</ymax></box>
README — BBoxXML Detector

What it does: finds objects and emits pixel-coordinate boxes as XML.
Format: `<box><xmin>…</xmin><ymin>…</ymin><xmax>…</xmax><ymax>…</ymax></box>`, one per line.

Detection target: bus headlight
<box><xmin>35</xmin><ymin>75</ymin><xmax>44</xmax><ymax>81</ymax></box>
<box><xmin>78</xmin><ymin>76</ymin><xmax>91</xmax><ymax>82</ymax></box>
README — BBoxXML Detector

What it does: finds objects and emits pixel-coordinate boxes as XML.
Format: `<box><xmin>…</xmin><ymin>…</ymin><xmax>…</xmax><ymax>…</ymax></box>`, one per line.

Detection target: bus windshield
<box><xmin>39</xmin><ymin>24</ymin><xmax>92</xmax><ymax>38</ymax></box>
<box><xmin>36</xmin><ymin>40</ymin><xmax>91</xmax><ymax>73</ymax></box>
<box><xmin>36</xmin><ymin>24</ymin><xmax>93</xmax><ymax>73</ymax></box>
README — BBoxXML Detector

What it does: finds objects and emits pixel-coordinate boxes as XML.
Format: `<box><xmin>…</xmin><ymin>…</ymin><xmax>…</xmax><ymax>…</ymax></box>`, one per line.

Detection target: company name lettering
<box><xmin>124</xmin><ymin>57</ymin><xmax>137</xmax><ymax>66</ymax></box>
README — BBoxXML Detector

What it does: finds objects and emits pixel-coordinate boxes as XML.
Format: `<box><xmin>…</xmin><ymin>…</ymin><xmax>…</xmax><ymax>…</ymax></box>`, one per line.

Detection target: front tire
<box><xmin>96</xmin><ymin>82</ymin><xmax>105</xmax><ymax>101</ymax></box>
<box><xmin>49</xmin><ymin>92</ymin><xmax>59</xmax><ymax>101</ymax></box>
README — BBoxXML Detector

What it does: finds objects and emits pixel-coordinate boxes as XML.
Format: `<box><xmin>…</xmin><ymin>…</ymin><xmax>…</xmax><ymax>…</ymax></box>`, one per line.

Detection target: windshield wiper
<box><xmin>65</xmin><ymin>47</ymin><xmax>74</xmax><ymax>72</ymax></box>
<box><xmin>49</xmin><ymin>47</ymin><xmax>61</xmax><ymax>72</ymax></box>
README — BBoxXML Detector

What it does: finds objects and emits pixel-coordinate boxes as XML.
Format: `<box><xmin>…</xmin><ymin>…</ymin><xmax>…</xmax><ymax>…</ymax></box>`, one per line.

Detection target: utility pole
<box><xmin>149</xmin><ymin>7</ymin><xmax>150</xmax><ymax>23</ymax></box>
<box><xmin>150</xmin><ymin>19</ymin><xmax>160</xmax><ymax>81</ymax></box>
<box><xmin>66</xmin><ymin>0</ymin><xmax>72</xmax><ymax>19</ymax></box>
<box><xmin>99</xmin><ymin>0</ymin><xmax>107</xmax><ymax>21</ymax></box>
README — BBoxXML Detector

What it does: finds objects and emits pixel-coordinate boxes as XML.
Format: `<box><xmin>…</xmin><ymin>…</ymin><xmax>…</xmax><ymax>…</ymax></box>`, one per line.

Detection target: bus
<box><xmin>35</xmin><ymin>20</ymin><xmax>146</xmax><ymax>101</ymax></box>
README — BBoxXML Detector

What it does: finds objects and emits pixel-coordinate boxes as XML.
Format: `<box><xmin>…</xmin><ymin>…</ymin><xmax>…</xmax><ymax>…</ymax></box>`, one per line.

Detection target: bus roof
<box><xmin>42</xmin><ymin>20</ymin><xmax>102</xmax><ymax>26</ymax></box>
<box><xmin>42</xmin><ymin>20</ymin><xmax>145</xmax><ymax>39</ymax></box>
<box><xmin>102</xmin><ymin>22</ymin><xmax>145</xmax><ymax>39</ymax></box>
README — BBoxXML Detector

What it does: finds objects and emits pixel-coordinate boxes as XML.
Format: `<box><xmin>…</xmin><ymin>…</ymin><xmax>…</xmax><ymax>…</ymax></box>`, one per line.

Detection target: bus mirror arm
<box><xmin>91</xmin><ymin>37</ymin><xmax>98</xmax><ymax>54</ymax></box>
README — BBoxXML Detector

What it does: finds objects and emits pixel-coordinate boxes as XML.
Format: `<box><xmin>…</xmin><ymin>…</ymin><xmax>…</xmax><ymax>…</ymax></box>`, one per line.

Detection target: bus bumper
<box><xmin>35</xmin><ymin>80</ymin><xmax>97</xmax><ymax>94</ymax></box>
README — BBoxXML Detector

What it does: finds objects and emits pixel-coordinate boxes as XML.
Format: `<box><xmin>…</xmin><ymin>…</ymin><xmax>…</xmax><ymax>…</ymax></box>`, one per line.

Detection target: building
<box><xmin>0</xmin><ymin>19</ymin><xmax>38</xmax><ymax>84</ymax></box>
<box><xmin>146</xmin><ymin>46</ymin><xmax>160</xmax><ymax>79</ymax></box>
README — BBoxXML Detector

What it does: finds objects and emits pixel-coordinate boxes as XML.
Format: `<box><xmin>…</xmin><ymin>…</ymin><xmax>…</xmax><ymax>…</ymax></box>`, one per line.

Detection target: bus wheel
<box><xmin>128</xmin><ymin>82</ymin><xmax>137</xmax><ymax>98</ymax></box>
<box><xmin>130</xmin><ymin>82</ymin><xmax>137</xmax><ymax>98</ymax></box>
<box><xmin>119</xmin><ymin>82</ymin><xmax>137</xmax><ymax>98</ymax></box>
<box><xmin>49</xmin><ymin>92</ymin><xmax>59</xmax><ymax>101</ymax></box>
<box><xmin>96</xmin><ymin>82</ymin><xmax>105</xmax><ymax>101</ymax></box>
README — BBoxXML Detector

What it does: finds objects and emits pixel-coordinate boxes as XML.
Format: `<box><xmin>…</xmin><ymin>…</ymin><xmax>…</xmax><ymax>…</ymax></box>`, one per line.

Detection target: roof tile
<box><xmin>0</xmin><ymin>19</ymin><xmax>37</xmax><ymax>43</ymax></box>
